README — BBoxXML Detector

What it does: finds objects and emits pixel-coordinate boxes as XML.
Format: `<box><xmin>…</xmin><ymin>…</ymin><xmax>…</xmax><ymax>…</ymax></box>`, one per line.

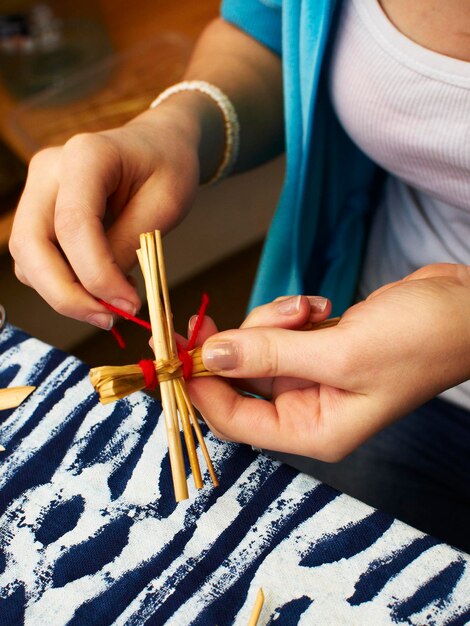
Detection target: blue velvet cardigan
<box><xmin>221</xmin><ymin>0</ymin><xmax>380</xmax><ymax>316</ymax></box>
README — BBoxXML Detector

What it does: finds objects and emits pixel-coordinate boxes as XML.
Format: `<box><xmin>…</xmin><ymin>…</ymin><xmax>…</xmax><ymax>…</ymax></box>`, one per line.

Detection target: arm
<box><xmin>9</xmin><ymin>17</ymin><xmax>283</xmax><ymax>327</ymax></box>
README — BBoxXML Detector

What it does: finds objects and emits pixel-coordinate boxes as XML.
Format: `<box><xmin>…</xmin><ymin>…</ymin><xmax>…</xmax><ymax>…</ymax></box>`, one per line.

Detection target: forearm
<box><xmin>129</xmin><ymin>18</ymin><xmax>284</xmax><ymax>183</ymax></box>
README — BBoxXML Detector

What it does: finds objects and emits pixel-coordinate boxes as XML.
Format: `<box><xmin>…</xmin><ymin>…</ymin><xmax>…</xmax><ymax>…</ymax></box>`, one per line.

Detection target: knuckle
<box><xmin>8</xmin><ymin>232</ymin><xmax>22</xmax><ymax>260</ymax></box>
<box><xmin>82</xmin><ymin>266</ymin><xmax>111</xmax><ymax>294</ymax></box>
<box><xmin>54</xmin><ymin>205</ymin><xmax>83</xmax><ymax>240</ymax></box>
<box><xmin>253</xmin><ymin>333</ymin><xmax>279</xmax><ymax>376</ymax></box>
<box><xmin>110</xmin><ymin>232</ymin><xmax>138</xmax><ymax>261</ymax></box>
<box><xmin>28</xmin><ymin>147</ymin><xmax>58</xmax><ymax>172</ymax></box>
<box><xmin>63</xmin><ymin>132</ymin><xmax>103</xmax><ymax>155</ymax></box>
<box><xmin>13</xmin><ymin>263</ymin><xmax>28</xmax><ymax>285</ymax></box>
<box><xmin>9</xmin><ymin>223</ymin><xmax>30</xmax><ymax>261</ymax></box>
<box><xmin>330</xmin><ymin>340</ymin><xmax>361</xmax><ymax>388</ymax></box>
<box><xmin>64</xmin><ymin>132</ymin><xmax>120</xmax><ymax>168</ymax></box>
<box><xmin>49</xmin><ymin>295</ymin><xmax>69</xmax><ymax>316</ymax></box>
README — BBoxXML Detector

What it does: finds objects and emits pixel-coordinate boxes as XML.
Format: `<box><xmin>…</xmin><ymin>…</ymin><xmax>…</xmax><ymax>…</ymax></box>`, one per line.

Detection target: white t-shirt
<box><xmin>329</xmin><ymin>0</ymin><xmax>470</xmax><ymax>409</ymax></box>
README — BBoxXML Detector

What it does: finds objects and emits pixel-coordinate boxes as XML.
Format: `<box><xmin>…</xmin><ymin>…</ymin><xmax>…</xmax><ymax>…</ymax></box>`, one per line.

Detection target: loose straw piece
<box><xmin>0</xmin><ymin>386</ymin><xmax>35</xmax><ymax>411</ymax></box>
<box><xmin>247</xmin><ymin>588</ymin><xmax>265</xmax><ymax>626</ymax></box>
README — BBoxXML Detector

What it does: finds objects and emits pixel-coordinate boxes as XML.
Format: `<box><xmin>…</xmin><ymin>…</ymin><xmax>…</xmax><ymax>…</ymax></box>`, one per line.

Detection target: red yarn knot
<box><xmin>177</xmin><ymin>345</ymin><xmax>193</xmax><ymax>380</ymax></box>
<box><xmin>100</xmin><ymin>293</ymin><xmax>210</xmax><ymax>382</ymax></box>
<box><xmin>138</xmin><ymin>359</ymin><xmax>158</xmax><ymax>390</ymax></box>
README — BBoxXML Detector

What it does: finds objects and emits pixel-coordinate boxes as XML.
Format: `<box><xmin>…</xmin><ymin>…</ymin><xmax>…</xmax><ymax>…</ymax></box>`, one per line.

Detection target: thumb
<box><xmin>201</xmin><ymin>325</ymin><xmax>354</xmax><ymax>388</ymax></box>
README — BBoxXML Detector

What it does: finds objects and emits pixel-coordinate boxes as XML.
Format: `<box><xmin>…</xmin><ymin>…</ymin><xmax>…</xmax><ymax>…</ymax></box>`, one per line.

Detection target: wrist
<box><xmin>129</xmin><ymin>90</ymin><xmax>226</xmax><ymax>184</ymax></box>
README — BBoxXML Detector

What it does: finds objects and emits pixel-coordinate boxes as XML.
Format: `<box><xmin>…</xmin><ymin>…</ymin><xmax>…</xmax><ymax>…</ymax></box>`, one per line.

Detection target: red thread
<box><xmin>97</xmin><ymin>299</ymin><xmax>152</xmax><ymax>331</ymax></box>
<box><xmin>176</xmin><ymin>292</ymin><xmax>210</xmax><ymax>379</ymax></box>
<box><xmin>138</xmin><ymin>359</ymin><xmax>158</xmax><ymax>390</ymax></box>
<box><xmin>111</xmin><ymin>326</ymin><xmax>126</xmax><ymax>349</ymax></box>
<box><xmin>98</xmin><ymin>292</ymin><xmax>209</xmax><ymax>384</ymax></box>
<box><xmin>177</xmin><ymin>344</ymin><xmax>194</xmax><ymax>379</ymax></box>
<box><xmin>187</xmin><ymin>293</ymin><xmax>210</xmax><ymax>350</ymax></box>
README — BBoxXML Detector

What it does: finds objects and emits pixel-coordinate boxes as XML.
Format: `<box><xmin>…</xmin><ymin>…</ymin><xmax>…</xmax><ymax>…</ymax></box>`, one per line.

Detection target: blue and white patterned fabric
<box><xmin>1</xmin><ymin>325</ymin><xmax>470</xmax><ymax>625</ymax></box>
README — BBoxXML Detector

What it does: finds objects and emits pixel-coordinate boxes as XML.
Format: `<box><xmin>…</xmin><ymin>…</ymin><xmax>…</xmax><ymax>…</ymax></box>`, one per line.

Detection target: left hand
<box><xmin>187</xmin><ymin>264</ymin><xmax>470</xmax><ymax>461</ymax></box>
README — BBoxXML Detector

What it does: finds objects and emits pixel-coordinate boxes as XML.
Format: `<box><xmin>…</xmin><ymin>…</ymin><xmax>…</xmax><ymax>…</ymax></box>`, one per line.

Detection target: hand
<box><xmin>9</xmin><ymin>17</ymin><xmax>284</xmax><ymax>330</ymax></box>
<box><xmin>188</xmin><ymin>264</ymin><xmax>470</xmax><ymax>461</ymax></box>
<box><xmin>9</xmin><ymin>103</ymin><xmax>203</xmax><ymax>329</ymax></box>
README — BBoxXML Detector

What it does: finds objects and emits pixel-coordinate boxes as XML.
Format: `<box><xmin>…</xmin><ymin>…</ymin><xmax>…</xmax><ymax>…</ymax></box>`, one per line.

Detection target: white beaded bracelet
<box><xmin>150</xmin><ymin>80</ymin><xmax>240</xmax><ymax>186</ymax></box>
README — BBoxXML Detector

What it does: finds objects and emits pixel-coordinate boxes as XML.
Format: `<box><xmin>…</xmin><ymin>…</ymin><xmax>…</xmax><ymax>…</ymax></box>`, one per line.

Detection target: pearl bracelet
<box><xmin>150</xmin><ymin>80</ymin><xmax>240</xmax><ymax>185</ymax></box>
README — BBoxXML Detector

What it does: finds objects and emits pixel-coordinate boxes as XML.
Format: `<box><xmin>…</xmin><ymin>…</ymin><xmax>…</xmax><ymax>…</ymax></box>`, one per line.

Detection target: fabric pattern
<box><xmin>1</xmin><ymin>325</ymin><xmax>470</xmax><ymax>625</ymax></box>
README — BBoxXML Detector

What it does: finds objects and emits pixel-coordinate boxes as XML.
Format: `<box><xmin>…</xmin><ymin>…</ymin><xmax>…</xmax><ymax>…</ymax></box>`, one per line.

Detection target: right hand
<box><xmin>9</xmin><ymin>104</ymin><xmax>201</xmax><ymax>329</ymax></box>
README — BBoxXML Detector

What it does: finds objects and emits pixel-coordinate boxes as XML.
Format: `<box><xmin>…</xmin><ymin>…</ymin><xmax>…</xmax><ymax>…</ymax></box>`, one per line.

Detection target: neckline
<box><xmin>353</xmin><ymin>0</ymin><xmax>470</xmax><ymax>86</ymax></box>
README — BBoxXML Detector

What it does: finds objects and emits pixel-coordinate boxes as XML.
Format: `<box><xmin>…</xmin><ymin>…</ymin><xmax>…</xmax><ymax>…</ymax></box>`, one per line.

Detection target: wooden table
<box><xmin>0</xmin><ymin>0</ymin><xmax>219</xmax><ymax>159</ymax></box>
<box><xmin>0</xmin><ymin>0</ymin><xmax>219</xmax><ymax>247</ymax></box>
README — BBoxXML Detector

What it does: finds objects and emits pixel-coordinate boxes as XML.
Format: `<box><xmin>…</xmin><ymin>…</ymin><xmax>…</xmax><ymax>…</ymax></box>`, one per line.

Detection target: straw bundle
<box><xmin>92</xmin><ymin>231</ymin><xmax>218</xmax><ymax>501</ymax></box>
<box><xmin>89</xmin><ymin>230</ymin><xmax>340</xmax><ymax>500</ymax></box>
<box><xmin>89</xmin><ymin>347</ymin><xmax>210</xmax><ymax>404</ymax></box>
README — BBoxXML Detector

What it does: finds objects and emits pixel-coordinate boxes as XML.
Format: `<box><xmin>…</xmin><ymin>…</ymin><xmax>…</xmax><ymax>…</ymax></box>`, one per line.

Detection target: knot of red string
<box><xmin>98</xmin><ymin>293</ymin><xmax>209</xmax><ymax>386</ymax></box>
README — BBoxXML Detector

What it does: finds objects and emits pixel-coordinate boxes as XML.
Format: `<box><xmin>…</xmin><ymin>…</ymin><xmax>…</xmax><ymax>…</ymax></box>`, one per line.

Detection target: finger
<box><xmin>13</xmin><ymin>262</ymin><xmax>31</xmax><ymax>287</ymax></box>
<box><xmin>189</xmin><ymin>375</ymin><xmax>345</xmax><ymax>457</ymax></box>
<box><xmin>188</xmin><ymin>315</ymin><xmax>219</xmax><ymax>344</ymax></box>
<box><xmin>106</xmin><ymin>172</ymin><xmax>196</xmax><ymax>273</ymax></box>
<box><xmin>241</xmin><ymin>295</ymin><xmax>331</xmax><ymax>330</ymax></box>
<box><xmin>201</xmin><ymin>324</ymin><xmax>359</xmax><ymax>390</ymax></box>
<box><xmin>10</xmin><ymin>149</ymin><xmax>114</xmax><ymax>328</ymax></box>
<box><xmin>188</xmin><ymin>375</ymin><xmax>283</xmax><ymax>450</ymax></box>
<box><xmin>54</xmin><ymin>133</ymin><xmax>140</xmax><ymax>313</ymax></box>
<box><xmin>190</xmin><ymin>372</ymin><xmax>383</xmax><ymax>461</ymax></box>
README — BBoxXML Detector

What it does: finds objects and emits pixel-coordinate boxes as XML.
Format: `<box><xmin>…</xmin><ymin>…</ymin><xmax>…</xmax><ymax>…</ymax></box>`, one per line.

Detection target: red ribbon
<box><xmin>98</xmin><ymin>294</ymin><xmax>209</xmax><ymax>385</ymax></box>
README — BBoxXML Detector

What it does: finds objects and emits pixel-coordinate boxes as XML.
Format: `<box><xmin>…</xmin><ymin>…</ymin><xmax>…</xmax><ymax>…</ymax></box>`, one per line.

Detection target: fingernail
<box><xmin>275</xmin><ymin>295</ymin><xmax>301</xmax><ymax>315</ymax></box>
<box><xmin>307</xmin><ymin>296</ymin><xmax>328</xmax><ymax>313</ymax></box>
<box><xmin>188</xmin><ymin>315</ymin><xmax>198</xmax><ymax>335</ymax></box>
<box><xmin>203</xmin><ymin>340</ymin><xmax>238</xmax><ymax>371</ymax></box>
<box><xmin>111</xmin><ymin>298</ymin><xmax>136</xmax><ymax>315</ymax></box>
<box><xmin>88</xmin><ymin>313</ymin><xmax>114</xmax><ymax>330</ymax></box>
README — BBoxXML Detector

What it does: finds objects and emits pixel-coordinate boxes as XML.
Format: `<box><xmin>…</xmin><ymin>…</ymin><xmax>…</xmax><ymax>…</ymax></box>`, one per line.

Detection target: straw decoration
<box><xmin>89</xmin><ymin>347</ymin><xmax>210</xmax><ymax>403</ymax></box>
<box><xmin>90</xmin><ymin>231</ymin><xmax>218</xmax><ymax>501</ymax></box>
<box><xmin>89</xmin><ymin>316</ymin><xmax>339</xmax><ymax>405</ymax></box>
<box><xmin>89</xmin><ymin>229</ymin><xmax>340</xmax><ymax>500</ymax></box>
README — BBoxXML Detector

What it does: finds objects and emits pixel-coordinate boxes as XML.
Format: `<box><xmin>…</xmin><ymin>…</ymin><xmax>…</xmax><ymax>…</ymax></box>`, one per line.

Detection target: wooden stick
<box><xmin>177</xmin><ymin>380</ymin><xmax>219</xmax><ymax>487</ymax></box>
<box><xmin>155</xmin><ymin>231</ymin><xmax>203</xmax><ymax>488</ymax></box>
<box><xmin>155</xmin><ymin>230</ymin><xmax>218</xmax><ymax>491</ymax></box>
<box><xmin>247</xmin><ymin>588</ymin><xmax>265</xmax><ymax>626</ymax></box>
<box><xmin>174</xmin><ymin>379</ymin><xmax>203</xmax><ymax>489</ymax></box>
<box><xmin>300</xmin><ymin>316</ymin><xmax>341</xmax><ymax>331</ymax></box>
<box><xmin>0</xmin><ymin>386</ymin><xmax>35</xmax><ymax>411</ymax></box>
<box><xmin>138</xmin><ymin>235</ymin><xmax>188</xmax><ymax>502</ymax></box>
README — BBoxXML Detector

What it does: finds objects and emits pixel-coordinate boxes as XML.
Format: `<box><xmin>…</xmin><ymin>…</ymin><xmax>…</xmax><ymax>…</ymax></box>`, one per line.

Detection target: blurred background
<box><xmin>0</xmin><ymin>0</ymin><xmax>284</xmax><ymax>366</ymax></box>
